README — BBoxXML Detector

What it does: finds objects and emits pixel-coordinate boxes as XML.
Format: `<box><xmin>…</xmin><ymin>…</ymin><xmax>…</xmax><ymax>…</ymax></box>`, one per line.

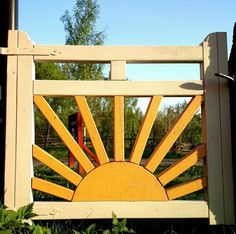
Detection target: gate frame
<box><xmin>1</xmin><ymin>30</ymin><xmax>234</xmax><ymax>224</ymax></box>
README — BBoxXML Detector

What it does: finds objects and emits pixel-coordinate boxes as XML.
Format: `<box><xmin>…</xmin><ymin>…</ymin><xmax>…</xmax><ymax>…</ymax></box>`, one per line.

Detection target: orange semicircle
<box><xmin>72</xmin><ymin>162</ymin><xmax>168</xmax><ymax>201</ymax></box>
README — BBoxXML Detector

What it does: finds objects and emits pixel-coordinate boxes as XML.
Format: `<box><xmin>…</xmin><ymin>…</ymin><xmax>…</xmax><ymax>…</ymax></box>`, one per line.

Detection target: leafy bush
<box><xmin>0</xmin><ymin>203</ymin><xmax>50</xmax><ymax>233</ymax></box>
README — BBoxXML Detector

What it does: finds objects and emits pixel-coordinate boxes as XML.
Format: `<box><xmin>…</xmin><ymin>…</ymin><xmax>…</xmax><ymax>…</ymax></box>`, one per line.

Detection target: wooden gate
<box><xmin>1</xmin><ymin>30</ymin><xmax>234</xmax><ymax>224</ymax></box>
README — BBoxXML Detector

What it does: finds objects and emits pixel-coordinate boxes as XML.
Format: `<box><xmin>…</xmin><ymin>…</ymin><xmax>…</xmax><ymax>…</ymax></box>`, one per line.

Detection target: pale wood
<box><xmin>4</xmin><ymin>30</ymin><xmax>18</xmax><ymax>208</ymax></box>
<box><xmin>203</xmin><ymin>33</ymin><xmax>235</xmax><ymax>224</ymax></box>
<box><xmin>33</xmin><ymin>201</ymin><xmax>209</xmax><ymax>220</ymax></box>
<box><xmin>74</xmin><ymin>96</ymin><xmax>109</xmax><ymax>165</ymax></box>
<box><xmin>34</xmin><ymin>95</ymin><xmax>94</xmax><ymax>173</ymax></box>
<box><xmin>14</xmin><ymin>31</ymin><xmax>34</xmax><ymax>208</ymax></box>
<box><xmin>114</xmin><ymin>96</ymin><xmax>125</xmax><ymax>161</ymax></box>
<box><xmin>34</xmin><ymin>45</ymin><xmax>203</xmax><ymax>63</ymax></box>
<box><xmin>33</xmin><ymin>145</ymin><xmax>82</xmax><ymax>186</ymax></box>
<box><xmin>32</xmin><ymin>177</ymin><xmax>74</xmax><ymax>201</ymax></box>
<box><xmin>145</xmin><ymin>96</ymin><xmax>202</xmax><ymax>173</ymax></box>
<box><xmin>110</xmin><ymin>61</ymin><xmax>126</xmax><ymax>80</ymax></box>
<box><xmin>166</xmin><ymin>177</ymin><xmax>207</xmax><ymax>200</ymax></box>
<box><xmin>130</xmin><ymin>96</ymin><xmax>162</xmax><ymax>164</ymax></box>
<box><xmin>34</xmin><ymin>80</ymin><xmax>204</xmax><ymax>97</ymax></box>
<box><xmin>217</xmin><ymin>33</ymin><xmax>234</xmax><ymax>225</ymax></box>
<box><xmin>158</xmin><ymin>144</ymin><xmax>206</xmax><ymax>186</ymax></box>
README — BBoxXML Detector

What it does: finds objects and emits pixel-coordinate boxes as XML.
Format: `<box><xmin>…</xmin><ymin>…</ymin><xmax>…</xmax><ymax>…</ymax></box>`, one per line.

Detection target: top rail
<box><xmin>33</xmin><ymin>45</ymin><xmax>203</xmax><ymax>63</ymax></box>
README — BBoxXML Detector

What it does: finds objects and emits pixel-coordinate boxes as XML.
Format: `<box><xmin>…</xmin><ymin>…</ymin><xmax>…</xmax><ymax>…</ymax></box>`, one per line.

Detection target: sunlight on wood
<box><xmin>158</xmin><ymin>144</ymin><xmax>206</xmax><ymax>186</ymax></box>
<box><xmin>114</xmin><ymin>96</ymin><xmax>125</xmax><ymax>161</ymax></box>
<box><xmin>145</xmin><ymin>96</ymin><xmax>203</xmax><ymax>173</ymax></box>
<box><xmin>33</xmin><ymin>145</ymin><xmax>82</xmax><ymax>186</ymax></box>
<box><xmin>130</xmin><ymin>96</ymin><xmax>162</xmax><ymax>164</ymax></box>
<box><xmin>34</xmin><ymin>95</ymin><xmax>94</xmax><ymax>173</ymax></box>
<box><xmin>32</xmin><ymin>177</ymin><xmax>74</xmax><ymax>201</ymax></box>
<box><xmin>74</xmin><ymin>96</ymin><xmax>109</xmax><ymax>165</ymax></box>
<box><xmin>166</xmin><ymin>177</ymin><xmax>207</xmax><ymax>200</ymax></box>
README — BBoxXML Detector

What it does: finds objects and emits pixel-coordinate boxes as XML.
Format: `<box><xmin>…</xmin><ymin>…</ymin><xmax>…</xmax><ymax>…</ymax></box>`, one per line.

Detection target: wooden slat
<box><xmin>14</xmin><ymin>31</ymin><xmax>34</xmax><ymax>208</ymax></box>
<box><xmin>34</xmin><ymin>80</ymin><xmax>204</xmax><ymax>97</ymax></box>
<box><xmin>34</xmin><ymin>95</ymin><xmax>94</xmax><ymax>173</ymax></box>
<box><xmin>145</xmin><ymin>96</ymin><xmax>202</xmax><ymax>173</ymax></box>
<box><xmin>166</xmin><ymin>177</ymin><xmax>207</xmax><ymax>200</ymax></box>
<box><xmin>114</xmin><ymin>96</ymin><xmax>125</xmax><ymax>161</ymax></box>
<box><xmin>32</xmin><ymin>177</ymin><xmax>74</xmax><ymax>201</ymax></box>
<box><xmin>110</xmin><ymin>61</ymin><xmax>126</xmax><ymax>80</ymax></box>
<box><xmin>130</xmin><ymin>96</ymin><xmax>162</xmax><ymax>164</ymax></box>
<box><xmin>34</xmin><ymin>45</ymin><xmax>203</xmax><ymax>63</ymax></box>
<box><xmin>217</xmin><ymin>33</ymin><xmax>234</xmax><ymax>224</ymax></box>
<box><xmin>111</xmin><ymin>61</ymin><xmax>126</xmax><ymax>161</ymax></box>
<box><xmin>203</xmin><ymin>33</ymin><xmax>235</xmax><ymax>224</ymax></box>
<box><xmin>4</xmin><ymin>30</ymin><xmax>18</xmax><ymax>208</ymax></box>
<box><xmin>74</xmin><ymin>96</ymin><xmax>109</xmax><ymax>165</ymax></box>
<box><xmin>158</xmin><ymin>144</ymin><xmax>206</xmax><ymax>186</ymax></box>
<box><xmin>33</xmin><ymin>145</ymin><xmax>82</xmax><ymax>186</ymax></box>
<box><xmin>33</xmin><ymin>201</ymin><xmax>209</xmax><ymax>220</ymax></box>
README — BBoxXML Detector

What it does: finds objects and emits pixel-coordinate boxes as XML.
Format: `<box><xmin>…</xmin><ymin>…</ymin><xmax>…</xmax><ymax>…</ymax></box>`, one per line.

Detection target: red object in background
<box><xmin>68</xmin><ymin>112</ymin><xmax>99</xmax><ymax>173</ymax></box>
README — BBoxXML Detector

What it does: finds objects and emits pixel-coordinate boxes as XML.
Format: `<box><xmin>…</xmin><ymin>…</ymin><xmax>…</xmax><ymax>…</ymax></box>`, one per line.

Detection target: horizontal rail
<box><xmin>33</xmin><ymin>201</ymin><xmax>209</xmax><ymax>220</ymax></box>
<box><xmin>34</xmin><ymin>80</ymin><xmax>203</xmax><ymax>96</ymax></box>
<box><xmin>34</xmin><ymin>45</ymin><xmax>203</xmax><ymax>63</ymax></box>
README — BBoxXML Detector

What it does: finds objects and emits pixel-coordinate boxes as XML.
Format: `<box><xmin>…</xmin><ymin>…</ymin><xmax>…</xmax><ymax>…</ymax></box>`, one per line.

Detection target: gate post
<box><xmin>202</xmin><ymin>32</ymin><xmax>235</xmax><ymax>224</ymax></box>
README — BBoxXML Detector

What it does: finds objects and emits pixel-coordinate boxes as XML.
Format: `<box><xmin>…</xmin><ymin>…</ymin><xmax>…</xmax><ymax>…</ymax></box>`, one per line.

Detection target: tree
<box><xmin>61</xmin><ymin>0</ymin><xmax>106</xmax><ymax>81</ymax></box>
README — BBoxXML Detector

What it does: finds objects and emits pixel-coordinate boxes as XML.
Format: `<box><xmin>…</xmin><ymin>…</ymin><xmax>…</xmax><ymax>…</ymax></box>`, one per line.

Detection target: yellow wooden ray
<box><xmin>34</xmin><ymin>96</ymin><xmax>94</xmax><ymax>173</ymax></box>
<box><xmin>114</xmin><ymin>96</ymin><xmax>124</xmax><ymax>161</ymax></box>
<box><xmin>166</xmin><ymin>177</ymin><xmax>207</xmax><ymax>200</ymax></box>
<box><xmin>33</xmin><ymin>95</ymin><xmax>206</xmax><ymax>202</ymax></box>
<box><xmin>145</xmin><ymin>96</ymin><xmax>203</xmax><ymax>173</ymax></box>
<box><xmin>33</xmin><ymin>144</ymin><xmax>82</xmax><ymax>186</ymax></box>
<box><xmin>74</xmin><ymin>96</ymin><xmax>109</xmax><ymax>165</ymax></box>
<box><xmin>158</xmin><ymin>144</ymin><xmax>206</xmax><ymax>186</ymax></box>
<box><xmin>32</xmin><ymin>177</ymin><xmax>74</xmax><ymax>201</ymax></box>
<box><xmin>130</xmin><ymin>96</ymin><xmax>162</xmax><ymax>164</ymax></box>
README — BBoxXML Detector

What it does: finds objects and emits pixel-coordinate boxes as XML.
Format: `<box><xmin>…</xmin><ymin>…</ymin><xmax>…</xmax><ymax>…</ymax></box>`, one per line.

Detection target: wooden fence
<box><xmin>1</xmin><ymin>30</ymin><xmax>234</xmax><ymax>224</ymax></box>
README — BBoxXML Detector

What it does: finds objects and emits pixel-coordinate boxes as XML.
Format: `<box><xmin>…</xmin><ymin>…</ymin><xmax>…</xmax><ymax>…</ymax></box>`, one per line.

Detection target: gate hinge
<box><xmin>0</xmin><ymin>47</ymin><xmax>59</xmax><ymax>56</ymax></box>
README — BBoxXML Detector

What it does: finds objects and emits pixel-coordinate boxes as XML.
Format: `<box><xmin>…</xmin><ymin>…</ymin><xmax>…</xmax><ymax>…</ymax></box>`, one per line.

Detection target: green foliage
<box><xmin>150</xmin><ymin>101</ymin><xmax>202</xmax><ymax>154</ymax></box>
<box><xmin>0</xmin><ymin>203</ymin><xmax>50</xmax><ymax>233</ymax></box>
<box><xmin>71</xmin><ymin>213</ymin><xmax>135</xmax><ymax>234</ymax></box>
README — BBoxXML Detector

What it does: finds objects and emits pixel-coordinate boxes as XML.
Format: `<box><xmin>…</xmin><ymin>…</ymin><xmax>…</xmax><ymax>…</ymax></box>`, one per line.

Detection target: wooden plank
<box><xmin>114</xmin><ymin>96</ymin><xmax>125</xmax><ymax>161</ymax></box>
<box><xmin>74</xmin><ymin>96</ymin><xmax>109</xmax><ymax>165</ymax></box>
<box><xmin>110</xmin><ymin>61</ymin><xmax>126</xmax><ymax>161</ymax></box>
<box><xmin>33</xmin><ymin>201</ymin><xmax>209</xmax><ymax>220</ymax></box>
<box><xmin>33</xmin><ymin>145</ymin><xmax>82</xmax><ymax>186</ymax></box>
<box><xmin>166</xmin><ymin>177</ymin><xmax>207</xmax><ymax>200</ymax></box>
<box><xmin>203</xmin><ymin>33</ymin><xmax>234</xmax><ymax>224</ymax></box>
<box><xmin>110</xmin><ymin>61</ymin><xmax>126</xmax><ymax>80</ymax></box>
<box><xmin>145</xmin><ymin>96</ymin><xmax>202</xmax><ymax>173</ymax></box>
<box><xmin>34</xmin><ymin>95</ymin><xmax>94</xmax><ymax>173</ymax></box>
<box><xmin>34</xmin><ymin>80</ymin><xmax>204</xmax><ymax>97</ymax></box>
<box><xmin>217</xmin><ymin>33</ymin><xmax>235</xmax><ymax>225</ymax></box>
<box><xmin>34</xmin><ymin>45</ymin><xmax>203</xmax><ymax>63</ymax></box>
<box><xmin>32</xmin><ymin>177</ymin><xmax>74</xmax><ymax>201</ymax></box>
<box><xmin>4</xmin><ymin>30</ymin><xmax>18</xmax><ymax>208</ymax></box>
<box><xmin>130</xmin><ymin>96</ymin><xmax>162</xmax><ymax>164</ymax></box>
<box><xmin>14</xmin><ymin>31</ymin><xmax>34</xmax><ymax>208</ymax></box>
<box><xmin>158</xmin><ymin>144</ymin><xmax>206</xmax><ymax>186</ymax></box>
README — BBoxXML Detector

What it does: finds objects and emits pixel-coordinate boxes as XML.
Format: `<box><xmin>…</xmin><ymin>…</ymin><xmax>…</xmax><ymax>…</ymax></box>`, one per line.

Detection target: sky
<box><xmin>19</xmin><ymin>0</ymin><xmax>236</xmax><ymax>112</ymax></box>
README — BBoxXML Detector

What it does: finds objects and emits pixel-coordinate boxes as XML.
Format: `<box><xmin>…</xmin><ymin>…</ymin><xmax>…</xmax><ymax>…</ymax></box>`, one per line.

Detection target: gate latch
<box><xmin>215</xmin><ymin>73</ymin><xmax>236</xmax><ymax>82</ymax></box>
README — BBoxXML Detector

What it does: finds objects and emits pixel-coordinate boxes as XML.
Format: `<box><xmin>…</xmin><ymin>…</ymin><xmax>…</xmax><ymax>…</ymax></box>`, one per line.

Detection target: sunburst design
<box><xmin>32</xmin><ymin>95</ymin><xmax>207</xmax><ymax>201</ymax></box>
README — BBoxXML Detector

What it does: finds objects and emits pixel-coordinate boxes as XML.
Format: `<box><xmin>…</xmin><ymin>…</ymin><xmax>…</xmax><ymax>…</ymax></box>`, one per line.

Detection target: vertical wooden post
<box><xmin>15</xmin><ymin>31</ymin><xmax>34</xmax><ymax>208</ymax></box>
<box><xmin>4</xmin><ymin>30</ymin><xmax>18</xmax><ymax>208</ymax></box>
<box><xmin>203</xmin><ymin>32</ymin><xmax>234</xmax><ymax>224</ymax></box>
<box><xmin>110</xmin><ymin>61</ymin><xmax>126</xmax><ymax>161</ymax></box>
